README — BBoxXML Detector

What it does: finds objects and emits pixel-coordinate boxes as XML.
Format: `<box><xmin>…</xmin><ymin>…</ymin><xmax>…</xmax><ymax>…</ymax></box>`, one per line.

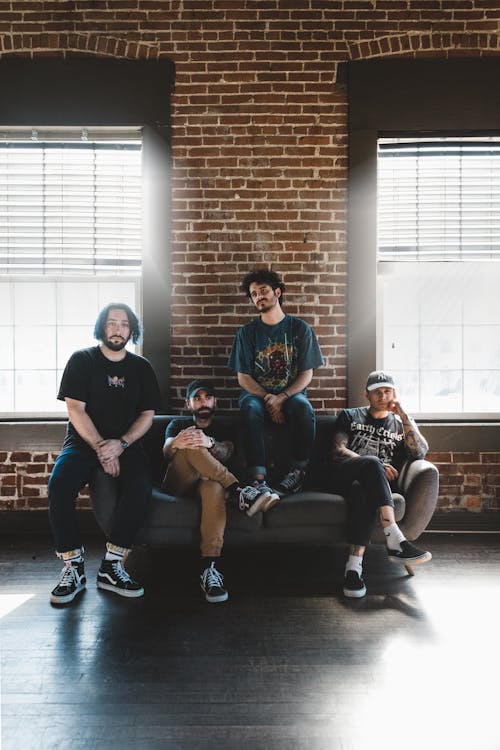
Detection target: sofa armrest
<box><xmin>396</xmin><ymin>459</ymin><xmax>439</xmax><ymax>541</ymax></box>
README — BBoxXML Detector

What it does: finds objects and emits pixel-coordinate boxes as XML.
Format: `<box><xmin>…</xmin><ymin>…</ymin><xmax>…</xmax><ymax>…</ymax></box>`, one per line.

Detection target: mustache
<box><xmin>194</xmin><ymin>407</ymin><xmax>214</xmax><ymax>416</ymax></box>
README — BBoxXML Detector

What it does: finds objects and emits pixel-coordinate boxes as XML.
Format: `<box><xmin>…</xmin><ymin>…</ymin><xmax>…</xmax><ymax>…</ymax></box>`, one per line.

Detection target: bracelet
<box><xmin>282</xmin><ymin>390</ymin><xmax>290</xmax><ymax>399</ymax></box>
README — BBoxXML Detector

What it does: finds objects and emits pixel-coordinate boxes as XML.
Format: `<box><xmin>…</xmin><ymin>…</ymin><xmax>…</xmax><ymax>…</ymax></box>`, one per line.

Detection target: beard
<box><xmin>193</xmin><ymin>407</ymin><xmax>214</xmax><ymax>421</ymax></box>
<box><xmin>104</xmin><ymin>336</ymin><xmax>128</xmax><ymax>351</ymax></box>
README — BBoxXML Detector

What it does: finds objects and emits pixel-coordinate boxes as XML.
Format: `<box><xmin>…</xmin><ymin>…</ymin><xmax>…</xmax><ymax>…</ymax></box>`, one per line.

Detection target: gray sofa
<box><xmin>90</xmin><ymin>415</ymin><xmax>439</xmax><ymax>565</ymax></box>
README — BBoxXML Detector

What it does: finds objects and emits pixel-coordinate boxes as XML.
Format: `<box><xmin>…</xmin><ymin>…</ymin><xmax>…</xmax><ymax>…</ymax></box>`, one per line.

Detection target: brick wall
<box><xmin>1</xmin><ymin>448</ymin><xmax>498</xmax><ymax>518</ymax></box>
<box><xmin>0</xmin><ymin>2</ymin><xmax>499</xmax><ymax>518</ymax></box>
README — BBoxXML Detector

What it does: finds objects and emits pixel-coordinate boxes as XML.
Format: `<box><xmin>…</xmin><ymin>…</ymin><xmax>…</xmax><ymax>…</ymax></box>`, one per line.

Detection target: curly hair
<box><xmin>241</xmin><ymin>268</ymin><xmax>285</xmax><ymax>305</ymax></box>
<box><xmin>93</xmin><ymin>303</ymin><xmax>142</xmax><ymax>344</ymax></box>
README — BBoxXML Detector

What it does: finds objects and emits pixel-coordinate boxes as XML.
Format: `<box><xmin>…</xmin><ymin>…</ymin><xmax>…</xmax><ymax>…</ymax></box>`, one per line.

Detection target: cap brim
<box><xmin>366</xmin><ymin>381</ymin><xmax>395</xmax><ymax>391</ymax></box>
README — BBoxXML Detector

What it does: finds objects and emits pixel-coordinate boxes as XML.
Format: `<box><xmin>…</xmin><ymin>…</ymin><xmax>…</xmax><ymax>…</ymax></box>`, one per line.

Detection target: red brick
<box><xmin>10</xmin><ymin>452</ymin><xmax>31</xmax><ymax>462</ymax></box>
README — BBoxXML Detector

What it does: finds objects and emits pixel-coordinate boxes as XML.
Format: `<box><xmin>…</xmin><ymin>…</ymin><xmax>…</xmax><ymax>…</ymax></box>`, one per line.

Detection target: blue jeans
<box><xmin>238</xmin><ymin>391</ymin><xmax>316</xmax><ymax>477</ymax></box>
<box><xmin>48</xmin><ymin>441</ymin><xmax>152</xmax><ymax>553</ymax></box>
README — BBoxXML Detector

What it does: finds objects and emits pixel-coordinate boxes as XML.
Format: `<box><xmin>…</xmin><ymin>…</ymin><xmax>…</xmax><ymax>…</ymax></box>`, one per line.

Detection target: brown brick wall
<box><xmin>0</xmin><ymin>2</ymin><xmax>499</xmax><ymax>514</ymax></box>
<box><xmin>1</xmin><ymin>449</ymin><xmax>498</xmax><ymax>515</ymax></box>
<box><xmin>429</xmin><ymin>451</ymin><xmax>500</xmax><ymax>513</ymax></box>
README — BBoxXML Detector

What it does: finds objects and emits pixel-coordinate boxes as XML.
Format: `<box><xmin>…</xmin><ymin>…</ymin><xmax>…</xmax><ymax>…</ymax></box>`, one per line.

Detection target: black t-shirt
<box><xmin>334</xmin><ymin>406</ymin><xmax>408</xmax><ymax>470</ymax></box>
<box><xmin>58</xmin><ymin>346</ymin><xmax>162</xmax><ymax>446</ymax></box>
<box><xmin>165</xmin><ymin>417</ymin><xmax>231</xmax><ymax>445</ymax></box>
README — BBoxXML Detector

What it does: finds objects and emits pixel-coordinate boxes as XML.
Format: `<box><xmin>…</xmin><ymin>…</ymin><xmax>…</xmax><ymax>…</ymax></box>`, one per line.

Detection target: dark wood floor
<box><xmin>1</xmin><ymin>533</ymin><xmax>499</xmax><ymax>750</ymax></box>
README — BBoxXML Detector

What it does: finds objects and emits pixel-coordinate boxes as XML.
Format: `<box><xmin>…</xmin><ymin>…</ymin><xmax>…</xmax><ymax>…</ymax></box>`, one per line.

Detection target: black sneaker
<box><xmin>97</xmin><ymin>559</ymin><xmax>144</xmax><ymax>598</ymax></box>
<box><xmin>254</xmin><ymin>481</ymin><xmax>280</xmax><ymax>511</ymax></box>
<box><xmin>388</xmin><ymin>540</ymin><xmax>432</xmax><ymax>565</ymax></box>
<box><xmin>276</xmin><ymin>468</ymin><xmax>304</xmax><ymax>497</ymax></box>
<box><xmin>200</xmin><ymin>562</ymin><xmax>229</xmax><ymax>603</ymax></box>
<box><xmin>343</xmin><ymin>570</ymin><xmax>367</xmax><ymax>599</ymax></box>
<box><xmin>50</xmin><ymin>560</ymin><xmax>86</xmax><ymax>605</ymax></box>
<box><xmin>238</xmin><ymin>485</ymin><xmax>272</xmax><ymax>517</ymax></box>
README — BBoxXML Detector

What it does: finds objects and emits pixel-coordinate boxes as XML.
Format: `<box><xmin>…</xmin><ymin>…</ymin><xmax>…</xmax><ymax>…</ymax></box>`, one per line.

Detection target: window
<box><xmin>377</xmin><ymin>137</ymin><xmax>500</xmax><ymax>415</ymax></box>
<box><xmin>0</xmin><ymin>128</ymin><xmax>142</xmax><ymax>416</ymax></box>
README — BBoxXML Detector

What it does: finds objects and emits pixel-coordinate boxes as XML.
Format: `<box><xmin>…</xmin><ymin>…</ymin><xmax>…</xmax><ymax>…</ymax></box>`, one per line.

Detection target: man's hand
<box><xmin>263</xmin><ymin>392</ymin><xmax>286</xmax><ymax>424</ymax></box>
<box><xmin>172</xmin><ymin>426</ymin><xmax>211</xmax><ymax>450</ymax></box>
<box><xmin>387</xmin><ymin>398</ymin><xmax>405</xmax><ymax>418</ymax></box>
<box><xmin>384</xmin><ymin>464</ymin><xmax>399</xmax><ymax>481</ymax></box>
<box><xmin>96</xmin><ymin>439</ymin><xmax>124</xmax><ymax>464</ymax></box>
<box><xmin>101</xmin><ymin>457</ymin><xmax>120</xmax><ymax>478</ymax></box>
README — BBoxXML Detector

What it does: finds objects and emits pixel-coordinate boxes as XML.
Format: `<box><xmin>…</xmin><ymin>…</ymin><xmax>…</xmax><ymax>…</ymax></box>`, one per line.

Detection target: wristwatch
<box><xmin>120</xmin><ymin>438</ymin><xmax>129</xmax><ymax>450</ymax></box>
<box><xmin>207</xmin><ymin>437</ymin><xmax>215</xmax><ymax>450</ymax></box>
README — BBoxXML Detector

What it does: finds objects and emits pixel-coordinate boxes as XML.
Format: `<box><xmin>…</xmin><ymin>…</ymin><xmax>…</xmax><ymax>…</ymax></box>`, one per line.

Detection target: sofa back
<box><xmin>142</xmin><ymin>414</ymin><xmax>338</xmax><ymax>485</ymax></box>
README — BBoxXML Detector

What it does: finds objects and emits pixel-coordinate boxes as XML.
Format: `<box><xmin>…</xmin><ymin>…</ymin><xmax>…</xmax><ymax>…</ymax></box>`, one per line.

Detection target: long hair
<box><xmin>93</xmin><ymin>303</ymin><xmax>142</xmax><ymax>344</ymax></box>
<box><xmin>241</xmin><ymin>268</ymin><xmax>285</xmax><ymax>305</ymax></box>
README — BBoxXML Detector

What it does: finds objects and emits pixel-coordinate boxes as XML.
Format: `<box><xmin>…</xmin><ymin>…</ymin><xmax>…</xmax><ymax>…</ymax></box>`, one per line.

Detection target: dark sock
<box><xmin>201</xmin><ymin>557</ymin><xmax>220</xmax><ymax>573</ymax></box>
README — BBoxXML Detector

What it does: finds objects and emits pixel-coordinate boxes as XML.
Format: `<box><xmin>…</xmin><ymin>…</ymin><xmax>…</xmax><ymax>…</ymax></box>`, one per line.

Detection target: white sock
<box><xmin>58</xmin><ymin>548</ymin><xmax>83</xmax><ymax>564</ymax></box>
<box><xmin>345</xmin><ymin>554</ymin><xmax>363</xmax><ymax>576</ymax></box>
<box><xmin>384</xmin><ymin>523</ymin><xmax>406</xmax><ymax>551</ymax></box>
<box><xmin>105</xmin><ymin>542</ymin><xmax>129</xmax><ymax>562</ymax></box>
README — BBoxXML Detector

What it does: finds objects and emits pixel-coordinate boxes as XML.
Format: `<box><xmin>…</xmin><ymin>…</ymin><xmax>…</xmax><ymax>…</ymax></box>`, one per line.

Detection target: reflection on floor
<box><xmin>1</xmin><ymin>533</ymin><xmax>499</xmax><ymax>750</ymax></box>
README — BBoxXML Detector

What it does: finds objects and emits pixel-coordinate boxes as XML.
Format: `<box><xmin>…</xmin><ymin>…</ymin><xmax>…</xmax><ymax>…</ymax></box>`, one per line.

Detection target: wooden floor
<box><xmin>1</xmin><ymin>533</ymin><xmax>499</xmax><ymax>750</ymax></box>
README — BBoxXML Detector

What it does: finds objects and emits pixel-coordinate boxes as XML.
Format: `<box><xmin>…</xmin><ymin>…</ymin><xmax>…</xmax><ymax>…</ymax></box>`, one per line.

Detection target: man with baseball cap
<box><xmin>162</xmin><ymin>379</ymin><xmax>272</xmax><ymax>603</ymax></box>
<box><xmin>323</xmin><ymin>370</ymin><xmax>432</xmax><ymax>598</ymax></box>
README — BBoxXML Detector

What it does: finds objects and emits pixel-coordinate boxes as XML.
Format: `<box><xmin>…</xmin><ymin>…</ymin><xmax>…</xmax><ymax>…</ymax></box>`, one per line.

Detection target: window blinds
<box><xmin>378</xmin><ymin>140</ymin><xmax>500</xmax><ymax>261</ymax></box>
<box><xmin>0</xmin><ymin>132</ymin><xmax>141</xmax><ymax>275</ymax></box>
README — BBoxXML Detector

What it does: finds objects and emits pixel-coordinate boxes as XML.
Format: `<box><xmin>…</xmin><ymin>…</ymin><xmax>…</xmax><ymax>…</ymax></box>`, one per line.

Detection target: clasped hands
<box><xmin>173</xmin><ymin>425</ymin><xmax>213</xmax><ymax>450</ymax></box>
<box><xmin>263</xmin><ymin>391</ymin><xmax>288</xmax><ymax>424</ymax></box>
<box><xmin>95</xmin><ymin>438</ymin><xmax>124</xmax><ymax>478</ymax></box>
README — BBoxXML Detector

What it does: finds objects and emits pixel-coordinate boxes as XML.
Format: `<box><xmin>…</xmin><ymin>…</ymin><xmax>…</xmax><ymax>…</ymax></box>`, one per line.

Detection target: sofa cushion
<box><xmin>263</xmin><ymin>491</ymin><xmax>346</xmax><ymax>529</ymax></box>
<box><xmin>148</xmin><ymin>487</ymin><xmax>264</xmax><ymax>530</ymax></box>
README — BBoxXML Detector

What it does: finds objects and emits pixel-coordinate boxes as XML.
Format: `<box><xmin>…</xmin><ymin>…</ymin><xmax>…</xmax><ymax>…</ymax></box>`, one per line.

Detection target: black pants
<box><xmin>324</xmin><ymin>456</ymin><xmax>395</xmax><ymax>547</ymax></box>
<box><xmin>48</xmin><ymin>442</ymin><xmax>152</xmax><ymax>553</ymax></box>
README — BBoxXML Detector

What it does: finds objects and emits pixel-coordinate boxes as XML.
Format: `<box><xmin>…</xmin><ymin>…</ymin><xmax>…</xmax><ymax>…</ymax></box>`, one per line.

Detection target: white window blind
<box><xmin>0</xmin><ymin>129</ymin><xmax>142</xmax><ymax>415</ymax></box>
<box><xmin>0</xmin><ymin>130</ymin><xmax>142</xmax><ymax>275</ymax></box>
<box><xmin>377</xmin><ymin>137</ymin><xmax>500</xmax><ymax>416</ymax></box>
<box><xmin>378</xmin><ymin>140</ymin><xmax>500</xmax><ymax>261</ymax></box>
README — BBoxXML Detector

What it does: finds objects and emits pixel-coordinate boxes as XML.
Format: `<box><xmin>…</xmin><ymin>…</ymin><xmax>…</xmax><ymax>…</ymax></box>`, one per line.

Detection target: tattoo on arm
<box><xmin>211</xmin><ymin>440</ymin><xmax>234</xmax><ymax>463</ymax></box>
<box><xmin>332</xmin><ymin>431</ymin><xmax>349</xmax><ymax>460</ymax></box>
<box><xmin>400</xmin><ymin>414</ymin><xmax>429</xmax><ymax>459</ymax></box>
<box><xmin>332</xmin><ymin>431</ymin><xmax>359</xmax><ymax>461</ymax></box>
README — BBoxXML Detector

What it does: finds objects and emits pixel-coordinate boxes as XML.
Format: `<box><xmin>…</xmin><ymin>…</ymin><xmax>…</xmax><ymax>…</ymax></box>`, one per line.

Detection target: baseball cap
<box><xmin>366</xmin><ymin>371</ymin><xmax>396</xmax><ymax>392</ymax></box>
<box><xmin>185</xmin><ymin>379</ymin><xmax>216</xmax><ymax>399</ymax></box>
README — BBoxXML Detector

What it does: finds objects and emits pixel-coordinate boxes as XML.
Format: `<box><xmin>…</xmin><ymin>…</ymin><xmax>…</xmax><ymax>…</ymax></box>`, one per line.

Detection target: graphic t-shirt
<box><xmin>58</xmin><ymin>346</ymin><xmax>162</xmax><ymax>447</ymax></box>
<box><xmin>334</xmin><ymin>407</ymin><xmax>408</xmax><ymax>470</ymax></box>
<box><xmin>227</xmin><ymin>314</ymin><xmax>324</xmax><ymax>394</ymax></box>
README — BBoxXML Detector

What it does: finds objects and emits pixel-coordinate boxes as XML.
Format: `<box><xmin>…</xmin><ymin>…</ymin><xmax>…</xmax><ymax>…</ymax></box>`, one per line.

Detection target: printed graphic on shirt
<box><xmin>107</xmin><ymin>375</ymin><xmax>125</xmax><ymax>388</ymax></box>
<box><xmin>254</xmin><ymin>336</ymin><xmax>296</xmax><ymax>390</ymax></box>
<box><xmin>349</xmin><ymin>420</ymin><xmax>404</xmax><ymax>465</ymax></box>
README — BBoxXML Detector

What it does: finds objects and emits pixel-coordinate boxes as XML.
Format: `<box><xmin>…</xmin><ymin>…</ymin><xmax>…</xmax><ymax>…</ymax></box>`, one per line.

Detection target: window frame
<box><xmin>348</xmin><ymin>58</ymin><xmax>500</xmax><ymax>437</ymax></box>
<box><xmin>0</xmin><ymin>58</ymin><xmax>175</xmax><ymax>415</ymax></box>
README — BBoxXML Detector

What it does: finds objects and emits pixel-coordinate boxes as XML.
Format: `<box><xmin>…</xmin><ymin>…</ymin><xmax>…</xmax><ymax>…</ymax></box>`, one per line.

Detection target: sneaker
<box><xmin>50</xmin><ymin>560</ymin><xmax>86</xmax><ymax>605</ymax></box>
<box><xmin>276</xmin><ymin>468</ymin><xmax>304</xmax><ymax>497</ymax></box>
<box><xmin>238</xmin><ymin>485</ymin><xmax>272</xmax><ymax>517</ymax></box>
<box><xmin>96</xmin><ymin>559</ymin><xmax>144</xmax><ymax>598</ymax></box>
<box><xmin>254</xmin><ymin>480</ymin><xmax>280</xmax><ymax>512</ymax></box>
<box><xmin>343</xmin><ymin>570</ymin><xmax>367</xmax><ymax>598</ymax></box>
<box><xmin>387</xmin><ymin>540</ymin><xmax>432</xmax><ymax>565</ymax></box>
<box><xmin>200</xmin><ymin>561</ymin><xmax>229</xmax><ymax>603</ymax></box>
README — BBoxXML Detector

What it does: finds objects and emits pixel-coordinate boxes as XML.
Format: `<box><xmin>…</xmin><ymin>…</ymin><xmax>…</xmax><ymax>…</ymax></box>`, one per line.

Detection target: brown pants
<box><xmin>162</xmin><ymin>448</ymin><xmax>237</xmax><ymax>557</ymax></box>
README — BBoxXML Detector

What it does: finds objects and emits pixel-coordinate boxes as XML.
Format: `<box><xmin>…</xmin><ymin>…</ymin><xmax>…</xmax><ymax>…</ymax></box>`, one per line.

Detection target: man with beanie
<box><xmin>162</xmin><ymin>379</ymin><xmax>271</xmax><ymax>603</ymax></box>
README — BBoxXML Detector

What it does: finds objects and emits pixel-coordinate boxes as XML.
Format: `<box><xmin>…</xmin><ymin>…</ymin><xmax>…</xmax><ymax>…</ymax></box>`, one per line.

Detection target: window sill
<box><xmin>0</xmin><ymin>419</ymin><xmax>498</xmax><ymax>452</ymax></box>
